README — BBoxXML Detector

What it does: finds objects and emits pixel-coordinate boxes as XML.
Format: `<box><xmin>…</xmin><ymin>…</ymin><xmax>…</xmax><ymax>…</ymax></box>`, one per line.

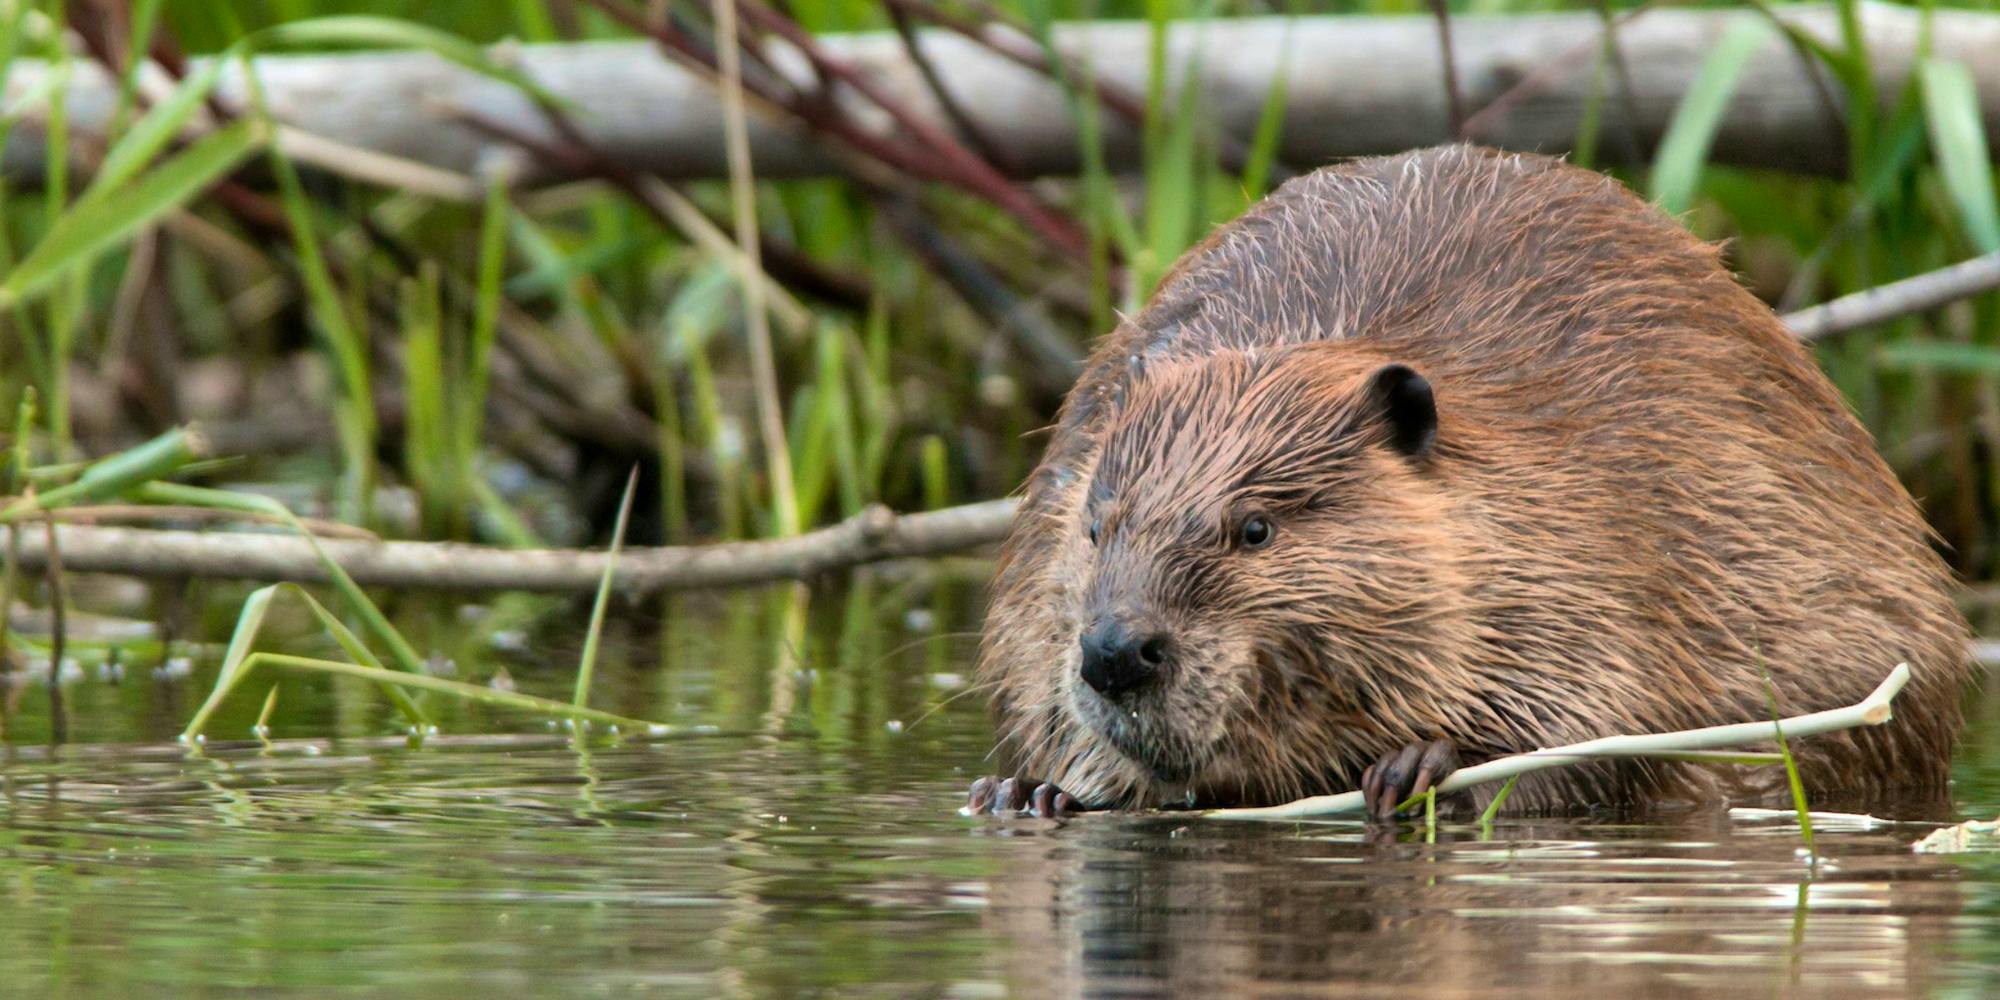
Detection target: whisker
<box><xmin>901</xmin><ymin>678</ymin><xmax>999</xmax><ymax>732</ymax></box>
<box><xmin>857</xmin><ymin>630</ymin><xmax>984</xmax><ymax>674</ymax></box>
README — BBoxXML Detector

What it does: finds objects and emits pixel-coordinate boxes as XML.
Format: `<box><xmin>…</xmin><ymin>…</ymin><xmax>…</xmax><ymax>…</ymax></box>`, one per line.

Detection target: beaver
<box><xmin>967</xmin><ymin>145</ymin><xmax>1970</xmax><ymax>820</ymax></box>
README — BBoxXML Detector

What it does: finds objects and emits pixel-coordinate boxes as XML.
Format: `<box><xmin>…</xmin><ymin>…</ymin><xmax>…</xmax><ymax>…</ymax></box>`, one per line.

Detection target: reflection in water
<box><xmin>0</xmin><ymin>582</ymin><xmax>1994</xmax><ymax>997</ymax></box>
<box><xmin>978</xmin><ymin>814</ymin><xmax>1971</xmax><ymax>998</ymax></box>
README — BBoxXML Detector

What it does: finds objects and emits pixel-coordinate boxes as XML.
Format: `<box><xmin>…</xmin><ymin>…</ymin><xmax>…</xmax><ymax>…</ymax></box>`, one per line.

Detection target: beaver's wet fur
<box><xmin>971</xmin><ymin>145</ymin><xmax>1970</xmax><ymax>817</ymax></box>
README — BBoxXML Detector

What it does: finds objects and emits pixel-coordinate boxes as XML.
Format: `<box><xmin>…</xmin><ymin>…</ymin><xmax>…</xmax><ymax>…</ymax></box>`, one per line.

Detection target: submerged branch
<box><xmin>0</xmin><ymin>499</ymin><xmax>1019</xmax><ymax>594</ymax></box>
<box><xmin>1205</xmin><ymin>662</ymin><xmax>1912</xmax><ymax>821</ymax></box>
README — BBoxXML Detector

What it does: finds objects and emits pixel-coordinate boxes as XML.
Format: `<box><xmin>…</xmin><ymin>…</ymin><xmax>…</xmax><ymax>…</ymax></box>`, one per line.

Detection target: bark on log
<box><xmin>3</xmin><ymin>4</ymin><xmax>1997</xmax><ymax>184</ymax></box>
<box><xmin>0</xmin><ymin>500</ymin><xmax>1019</xmax><ymax>595</ymax></box>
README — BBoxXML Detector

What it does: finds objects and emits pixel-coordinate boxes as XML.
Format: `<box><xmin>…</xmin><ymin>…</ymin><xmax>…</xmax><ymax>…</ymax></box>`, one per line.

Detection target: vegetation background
<box><xmin>4</xmin><ymin>0</ymin><xmax>2000</xmax><ymax>731</ymax></box>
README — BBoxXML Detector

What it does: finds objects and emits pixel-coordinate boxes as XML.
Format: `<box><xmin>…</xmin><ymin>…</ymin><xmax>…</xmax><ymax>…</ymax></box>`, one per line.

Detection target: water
<box><xmin>3</xmin><ymin>582</ymin><xmax>2000</xmax><ymax>997</ymax></box>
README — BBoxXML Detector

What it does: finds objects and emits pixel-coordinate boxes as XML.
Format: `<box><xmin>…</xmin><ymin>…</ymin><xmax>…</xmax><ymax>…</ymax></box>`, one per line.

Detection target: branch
<box><xmin>0</xmin><ymin>499</ymin><xmax>1020</xmax><ymax>594</ymax></box>
<box><xmin>1784</xmin><ymin>252</ymin><xmax>2000</xmax><ymax>341</ymax></box>
<box><xmin>1205</xmin><ymin>662</ymin><xmax>1912</xmax><ymax>821</ymax></box>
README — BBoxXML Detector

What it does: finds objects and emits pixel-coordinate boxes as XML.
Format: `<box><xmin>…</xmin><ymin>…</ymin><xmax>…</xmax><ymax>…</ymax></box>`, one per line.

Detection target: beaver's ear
<box><xmin>1366</xmin><ymin>364</ymin><xmax>1437</xmax><ymax>459</ymax></box>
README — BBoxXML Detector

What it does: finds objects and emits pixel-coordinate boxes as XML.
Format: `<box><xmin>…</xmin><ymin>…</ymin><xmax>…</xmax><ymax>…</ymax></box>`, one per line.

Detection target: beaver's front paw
<box><xmin>964</xmin><ymin>776</ymin><xmax>1080</xmax><ymax>818</ymax></box>
<box><xmin>1360</xmin><ymin>740</ymin><xmax>1459</xmax><ymax>820</ymax></box>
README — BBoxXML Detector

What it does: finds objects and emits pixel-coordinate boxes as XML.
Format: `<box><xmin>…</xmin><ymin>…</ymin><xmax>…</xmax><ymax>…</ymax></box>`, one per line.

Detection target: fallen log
<box><xmin>3</xmin><ymin>4</ymin><xmax>1997</xmax><ymax>185</ymax></box>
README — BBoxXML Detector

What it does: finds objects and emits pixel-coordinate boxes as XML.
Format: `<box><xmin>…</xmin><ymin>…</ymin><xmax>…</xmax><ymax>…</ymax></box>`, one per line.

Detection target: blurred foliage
<box><xmin>1</xmin><ymin>0</ymin><xmax>2000</xmax><ymax>580</ymax></box>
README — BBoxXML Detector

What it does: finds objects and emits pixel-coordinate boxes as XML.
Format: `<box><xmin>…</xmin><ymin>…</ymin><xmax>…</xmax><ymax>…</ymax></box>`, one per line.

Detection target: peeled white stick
<box><xmin>1206</xmin><ymin>662</ymin><xmax>1912</xmax><ymax>821</ymax></box>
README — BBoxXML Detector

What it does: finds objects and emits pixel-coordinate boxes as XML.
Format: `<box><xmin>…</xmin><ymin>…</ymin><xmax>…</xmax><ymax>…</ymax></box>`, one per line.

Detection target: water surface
<box><xmin>3</xmin><ymin>583</ymin><xmax>1998</xmax><ymax>997</ymax></box>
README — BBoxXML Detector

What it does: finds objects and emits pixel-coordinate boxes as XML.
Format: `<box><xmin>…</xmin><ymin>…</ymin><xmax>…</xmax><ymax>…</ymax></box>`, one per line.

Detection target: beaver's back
<box><xmin>1064</xmin><ymin>148</ymin><xmax>1879</xmax><ymax>474</ymax></box>
<box><xmin>994</xmin><ymin>146</ymin><xmax>1967</xmax><ymax>810</ymax></box>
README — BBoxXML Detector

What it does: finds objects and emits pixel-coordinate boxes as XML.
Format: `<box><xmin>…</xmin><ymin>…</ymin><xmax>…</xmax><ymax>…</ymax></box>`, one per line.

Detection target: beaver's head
<box><xmin>1056</xmin><ymin>343</ymin><xmax>1465</xmax><ymax>805</ymax></box>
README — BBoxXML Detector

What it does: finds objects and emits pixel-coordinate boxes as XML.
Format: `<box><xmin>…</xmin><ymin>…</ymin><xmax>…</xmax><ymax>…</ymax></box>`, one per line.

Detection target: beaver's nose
<box><xmin>1079</xmin><ymin>622</ymin><xmax>1172</xmax><ymax>698</ymax></box>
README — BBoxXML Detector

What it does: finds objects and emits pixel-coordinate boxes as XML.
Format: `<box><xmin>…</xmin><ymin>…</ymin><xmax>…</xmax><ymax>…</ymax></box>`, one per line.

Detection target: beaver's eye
<box><xmin>1088</xmin><ymin>518</ymin><xmax>1101</xmax><ymax>546</ymax></box>
<box><xmin>1239</xmin><ymin>516</ymin><xmax>1273</xmax><ymax>549</ymax></box>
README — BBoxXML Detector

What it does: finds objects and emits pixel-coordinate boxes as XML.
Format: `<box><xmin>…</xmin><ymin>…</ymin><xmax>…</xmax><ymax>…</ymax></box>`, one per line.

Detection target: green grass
<box><xmin>8</xmin><ymin>1</ymin><xmax>1979</xmax><ymax>559</ymax></box>
<box><xmin>1759</xmin><ymin>652</ymin><xmax>1819</xmax><ymax>861</ymax></box>
<box><xmin>1649</xmin><ymin>17</ymin><xmax>1768</xmax><ymax>216</ymax></box>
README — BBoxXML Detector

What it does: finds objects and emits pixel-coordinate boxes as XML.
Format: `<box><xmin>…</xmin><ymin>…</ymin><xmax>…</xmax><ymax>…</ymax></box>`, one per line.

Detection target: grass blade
<box><xmin>245</xmin><ymin>60</ymin><xmax>374</xmax><ymax>524</ymax></box>
<box><xmin>180</xmin><ymin>583</ymin><xmax>282</xmax><ymax>740</ymax></box>
<box><xmin>1477</xmin><ymin>774</ymin><xmax>1521</xmax><ymax>834</ymax></box>
<box><xmin>285</xmin><ymin>586</ymin><xmax>429</xmax><ymax>726</ymax></box>
<box><xmin>0</xmin><ymin>425</ymin><xmax>205</xmax><ymax>519</ymax></box>
<box><xmin>243</xmin><ymin>653</ymin><xmax>665</xmax><ymax>733</ymax></box>
<box><xmin>130</xmin><ymin>482</ymin><xmax>432</xmax><ymax>701</ymax></box>
<box><xmin>1875</xmin><ymin>340</ymin><xmax>2000</xmax><ymax>374</ymax></box>
<box><xmin>179</xmin><ymin>582</ymin><xmax>427</xmax><ymax>741</ymax></box>
<box><xmin>400</xmin><ymin>268</ymin><xmax>457</xmax><ymax>535</ymax></box>
<box><xmin>1758</xmin><ymin>654</ymin><xmax>1817</xmax><ymax>860</ymax></box>
<box><xmin>255</xmin><ymin>683</ymin><xmax>281</xmax><ymax>739</ymax></box>
<box><xmin>462</xmin><ymin>173</ymin><xmax>509</xmax><ymax>466</ymax></box>
<box><xmin>1919</xmin><ymin>59</ymin><xmax>2000</xmax><ymax>254</ymax></box>
<box><xmin>87</xmin><ymin>42</ymin><xmax>242</xmax><ymax>200</ymax></box>
<box><xmin>1650</xmin><ymin>19</ymin><xmax>1768</xmax><ymax>215</ymax></box>
<box><xmin>1238</xmin><ymin>27</ymin><xmax>1291</xmax><ymax>200</ymax></box>
<box><xmin>572</xmin><ymin>467</ymin><xmax>637</xmax><ymax>710</ymax></box>
<box><xmin>0</xmin><ymin>119</ymin><xmax>264</xmax><ymax>310</ymax></box>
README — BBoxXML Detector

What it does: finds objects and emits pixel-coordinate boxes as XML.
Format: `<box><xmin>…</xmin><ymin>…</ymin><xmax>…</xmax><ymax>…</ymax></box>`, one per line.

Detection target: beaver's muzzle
<box><xmin>1078</xmin><ymin>620</ymin><xmax>1174</xmax><ymax>700</ymax></box>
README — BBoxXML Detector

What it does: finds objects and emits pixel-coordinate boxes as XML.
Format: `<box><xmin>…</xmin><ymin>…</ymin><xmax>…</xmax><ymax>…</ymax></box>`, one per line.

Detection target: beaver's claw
<box><xmin>964</xmin><ymin>776</ymin><xmax>1080</xmax><ymax>818</ymax></box>
<box><xmin>1361</xmin><ymin>740</ymin><xmax>1460</xmax><ymax>820</ymax></box>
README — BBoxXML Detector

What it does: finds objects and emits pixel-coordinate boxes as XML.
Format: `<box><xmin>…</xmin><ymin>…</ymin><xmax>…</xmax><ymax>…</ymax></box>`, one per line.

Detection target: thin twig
<box><xmin>874</xmin><ymin>193</ymin><xmax>1081</xmax><ymax>385</ymax></box>
<box><xmin>577</xmin><ymin>0</ymin><xmax>973</xmax><ymax>183</ymax></box>
<box><xmin>1459</xmin><ymin>0</ymin><xmax>1662</xmax><ymax>144</ymax></box>
<box><xmin>926</xmin><ymin>0</ymin><xmax>1294</xmax><ymax>184</ymax></box>
<box><xmin>1429</xmin><ymin>0</ymin><xmax>1467</xmax><ymax>137</ymax></box>
<box><xmin>588</xmin><ymin>0</ymin><xmax>1100</xmax><ymax>268</ymax></box>
<box><xmin>1207</xmin><ymin>663</ymin><xmax>1912</xmax><ymax>821</ymax></box>
<box><xmin>732</xmin><ymin>0</ymin><xmax>1093</xmax><ymax>260</ymax></box>
<box><xmin>886</xmin><ymin>2</ymin><xmax>1015</xmax><ymax>172</ymax></box>
<box><xmin>452</xmin><ymin>59</ymin><xmax>1081</xmax><ymax>387</ymax></box>
<box><xmin>1587</xmin><ymin>0</ymin><xmax>1649</xmax><ymax>164</ymax></box>
<box><xmin>1786</xmin><ymin>252</ymin><xmax>2000</xmax><ymax>341</ymax></box>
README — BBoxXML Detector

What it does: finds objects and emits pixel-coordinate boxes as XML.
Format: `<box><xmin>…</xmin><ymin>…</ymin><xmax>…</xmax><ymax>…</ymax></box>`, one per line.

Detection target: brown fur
<box><xmin>977</xmin><ymin>145</ymin><xmax>1970</xmax><ymax>813</ymax></box>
